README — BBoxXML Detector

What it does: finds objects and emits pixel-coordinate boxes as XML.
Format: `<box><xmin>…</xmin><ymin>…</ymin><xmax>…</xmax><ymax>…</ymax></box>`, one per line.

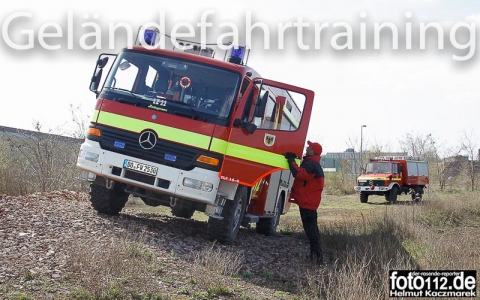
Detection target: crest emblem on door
<box><xmin>264</xmin><ymin>134</ymin><xmax>276</xmax><ymax>146</ymax></box>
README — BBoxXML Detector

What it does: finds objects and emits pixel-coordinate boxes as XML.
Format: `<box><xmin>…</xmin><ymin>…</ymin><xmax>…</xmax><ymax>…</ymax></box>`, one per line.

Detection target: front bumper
<box><xmin>76</xmin><ymin>139</ymin><xmax>219</xmax><ymax>205</ymax></box>
<box><xmin>354</xmin><ymin>185</ymin><xmax>390</xmax><ymax>192</ymax></box>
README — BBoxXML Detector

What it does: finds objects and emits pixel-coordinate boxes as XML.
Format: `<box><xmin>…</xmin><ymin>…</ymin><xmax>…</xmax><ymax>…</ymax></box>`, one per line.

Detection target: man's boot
<box><xmin>312</xmin><ymin>243</ymin><xmax>324</xmax><ymax>265</ymax></box>
<box><xmin>308</xmin><ymin>244</ymin><xmax>315</xmax><ymax>261</ymax></box>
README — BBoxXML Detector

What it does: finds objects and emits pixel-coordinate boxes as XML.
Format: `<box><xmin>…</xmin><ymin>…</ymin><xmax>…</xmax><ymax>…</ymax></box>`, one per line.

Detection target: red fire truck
<box><xmin>354</xmin><ymin>156</ymin><xmax>429</xmax><ymax>203</ymax></box>
<box><xmin>77</xmin><ymin>29</ymin><xmax>314</xmax><ymax>244</ymax></box>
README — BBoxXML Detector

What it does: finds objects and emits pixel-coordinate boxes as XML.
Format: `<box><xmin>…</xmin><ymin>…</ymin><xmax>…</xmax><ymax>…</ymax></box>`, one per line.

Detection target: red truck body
<box><xmin>354</xmin><ymin>156</ymin><xmax>429</xmax><ymax>203</ymax></box>
<box><xmin>77</xmin><ymin>31</ymin><xmax>315</xmax><ymax>243</ymax></box>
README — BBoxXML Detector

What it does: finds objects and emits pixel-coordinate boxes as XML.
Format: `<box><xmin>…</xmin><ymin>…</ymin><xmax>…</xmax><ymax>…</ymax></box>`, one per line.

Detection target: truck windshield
<box><xmin>102</xmin><ymin>50</ymin><xmax>241</xmax><ymax>124</ymax></box>
<box><xmin>365</xmin><ymin>162</ymin><xmax>392</xmax><ymax>174</ymax></box>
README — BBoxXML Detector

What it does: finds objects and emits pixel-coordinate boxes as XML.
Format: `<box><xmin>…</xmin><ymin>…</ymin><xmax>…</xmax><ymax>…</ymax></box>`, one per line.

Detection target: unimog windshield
<box><xmin>365</xmin><ymin>162</ymin><xmax>392</xmax><ymax>174</ymax></box>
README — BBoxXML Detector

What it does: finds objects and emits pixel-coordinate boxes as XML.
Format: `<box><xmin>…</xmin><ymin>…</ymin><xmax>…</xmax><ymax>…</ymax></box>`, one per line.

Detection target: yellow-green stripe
<box><xmin>96</xmin><ymin>110</ymin><xmax>291</xmax><ymax>170</ymax></box>
<box><xmin>222</xmin><ymin>142</ymin><xmax>290</xmax><ymax>169</ymax></box>
<box><xmin>96</xmin><ymin>111</ymin><xmax>210</xmax><ymax>149</ymax></box>
<box><xmin>210</xmin><ymin>138</ymin><xmax>290</xmax><ymax>169</ymax></box>
<box><xmin>91</xmin><ymin>110</ymin><xmax>99</xmax><ymax>122</ymax></box>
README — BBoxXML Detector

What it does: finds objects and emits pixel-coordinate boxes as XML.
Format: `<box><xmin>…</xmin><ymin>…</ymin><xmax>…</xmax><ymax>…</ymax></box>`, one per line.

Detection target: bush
<box><xmin>0</xmin><ymin>127</ymin><xmax>87</xmax><ymax>195</ymax></box>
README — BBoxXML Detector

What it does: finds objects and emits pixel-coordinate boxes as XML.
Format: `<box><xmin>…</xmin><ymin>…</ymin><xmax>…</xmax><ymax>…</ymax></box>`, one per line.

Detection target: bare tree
<box><xmin>365</xmin><ymin>140</ymin><xmax>386</xmax><ymax>159</ymax></box>
<box><xmin>399</xmin><ymin>132</ymin><xmax>450</xmax><ymax>191</ymax></box>
<box><xmin>434</xmin><ymin>146</ymin><xmax>459</xmax><ymax>191</ymax></box>
<box><xmin>399</xmin><ymin>132</ymin><xmax>437</xmax><ymax>159</ymax></box>
<box><xmin>460</xmin><ymin>129</ymin><xmax>479</xmax><ymax>191</ymax></box>
<box><xmin>339</xmin><ymin>158</ymin><xmax>354</xmax><ymax>192</ymax></box>
<box><xmin>69</xmin><ymin>104</ymin><xmax>90</xmax><ymax>139</ymax></box>
<box><xmin>345</xmin><ymin>135</ymin><xmax>360</xmax><ymax>177</ymax></box>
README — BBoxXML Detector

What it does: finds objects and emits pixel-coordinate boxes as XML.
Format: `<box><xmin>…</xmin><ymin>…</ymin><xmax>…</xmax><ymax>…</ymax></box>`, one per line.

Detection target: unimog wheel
<box><xmin>171</xmin><ymin>199</ymin><xmax>196</xmax><ymax>219</ymax></box>
<box><xmin>411</xmin><ymin>187</ymin><xmax>424</xmax><ymax>203</ymax></box>
<box><xmin>360</xmin><ymin>192</ymin><xmax>369</xmax><ymax>203</ymax></box>
<box><xmin>208</xmin><ymin>185</ymin><xmax>248</xmax><ymax>244</ymax></box>
<box><xmin>388</xmin><ymin>185</ymin><xmax>398</xmax><ymax>204</ymax></box>
<box><xmin>256</xmin><ymin>196</ymin><xmax>283</xmax><ymax>236</ymax></box>
<box><xmin>89</xmin><ymin>182</ymin><xmax>129</xmax><ymax>215</ymax></box>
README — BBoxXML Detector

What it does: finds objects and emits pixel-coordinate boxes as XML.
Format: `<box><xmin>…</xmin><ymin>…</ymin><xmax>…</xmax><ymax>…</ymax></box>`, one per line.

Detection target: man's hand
<box><xmin>283</xmin><ymin>152</ymin><xmax>298</xmax><ymax>160</ymax></box>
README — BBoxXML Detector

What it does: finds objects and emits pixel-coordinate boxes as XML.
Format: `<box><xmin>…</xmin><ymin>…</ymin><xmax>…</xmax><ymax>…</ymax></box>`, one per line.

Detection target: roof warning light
<box><xmin>228</xmin><ymin>46</ymin><xmax>246</xmax><ymax>65</ymax></box>
<box><xmin>144</xmin><ymin>29</ymin><xmax>158</xmax><ymax>46</ymax></box>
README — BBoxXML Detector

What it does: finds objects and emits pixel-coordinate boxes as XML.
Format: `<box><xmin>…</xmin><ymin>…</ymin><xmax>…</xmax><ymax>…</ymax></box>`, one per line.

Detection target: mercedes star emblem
<box><xmin>139</xmin><ymin>130</ymin><xmax>157</xmax><ymax>150</ymax></box>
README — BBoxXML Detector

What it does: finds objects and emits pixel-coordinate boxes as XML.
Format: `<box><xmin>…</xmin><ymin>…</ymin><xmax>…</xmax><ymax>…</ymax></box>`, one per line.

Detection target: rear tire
<box><xmin>89</xmin><ymin>182</ymin><xmax>129</xmax><ymax>215</ymax></box>
<box><xmin>256</xmin><ymin>196</ymin><xmax>283</xmax><ymax>236</ymax></box>
<box><xmin>360</xmin><ymin>192</ymin><xmax>369</xmax><ymax>203</ymax></box>
<box><xmin>411</xmin><ymin>187</ymin><xmax>424</xmax><ymax>203</ymax></box>
<box><xmin>208</xmin><ymin>186</ymin><xmax>248</xmax><ymax>244</ymax></box>
<box><xmin>388</xmin><ymin>185</ymin><xmax>398</xmax><ymax>204</ymax></box>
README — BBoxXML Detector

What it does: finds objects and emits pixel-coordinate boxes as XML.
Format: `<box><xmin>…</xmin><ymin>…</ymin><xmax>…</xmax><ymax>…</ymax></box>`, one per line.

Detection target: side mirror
<box><xmin>233</xmin><ymin>118</ymin><xmax>257</xmax><ymax>134</ymax></box>
<box><xmin>244</xmin><ymin>123</ymin><xmax>257</xmax><ymax>134</ymax></box>
<box><xmin>89</xmin><ymin>68</ymin><xmax>103</xmax><ymax>92</ymax></box>
<box><xmin>89</xmin><ymin>54</ymin><xmax>116</xmax><ymax>94</ymax></box>
<box><xmin>398</xmin><ymin>165</ymin><xmax>403</xmax><ymax>172</ymax></box>
<box><xmin>97</xmin><ymin>57</ymin><xmax>109</xmax><ymax>68</ymax></box>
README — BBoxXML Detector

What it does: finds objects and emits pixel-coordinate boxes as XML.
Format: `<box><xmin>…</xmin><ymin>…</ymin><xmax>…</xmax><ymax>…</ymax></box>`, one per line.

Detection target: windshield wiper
<box><xmin>105</xmin><ymin>87</ymin><xmax>143</xmax><ymax>106</ymax></box>
<box><xmin>174</xmin><ymin>101</ymin><xmax>208</xmax><ymax>122</ymax></box>
<box><xmin>105</xmin><ymin>87</ymin><xmax>142</xmax><ymax>99</ymax></box>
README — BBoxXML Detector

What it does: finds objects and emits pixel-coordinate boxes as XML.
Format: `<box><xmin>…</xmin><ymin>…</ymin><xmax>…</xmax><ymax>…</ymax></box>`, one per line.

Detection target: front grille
<box><xmin>359</xmin><ymin>180</ymin><xmax>386</xmax><ymax>186</ymax></box>
<box><xmin>98</xmin><ymin>125</ymin><xmax>199</xmax><ymax>170</ymax></box>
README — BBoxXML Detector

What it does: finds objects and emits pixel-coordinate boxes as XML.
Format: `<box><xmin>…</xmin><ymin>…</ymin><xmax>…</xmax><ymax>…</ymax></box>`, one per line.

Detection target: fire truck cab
<box><xmin>354</xmin><ymin>156</ymin><xmax>429</xmax><ymax>203</ymax></box>
<box><xmin>77</xmin><ymin>29</ymin><xmax>315</xmax><ymax>244</ymax></box>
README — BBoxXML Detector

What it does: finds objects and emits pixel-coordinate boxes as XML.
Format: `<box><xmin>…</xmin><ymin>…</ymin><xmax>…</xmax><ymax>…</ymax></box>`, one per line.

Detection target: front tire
<box><xmin>360</xmin><ymin>192</ymin><xmax>369</xmax><ymax>203</ymax></box>
<box><xmin>89</xmin><ymin>182</ymin><xmax>129</xmax><ymax>215</ymax></box>
<box><xmin>208</xmin><ymin>185</ymin><xmax>248</xmax><ymax>244</ymax></box>
<box><xmin>388</xmin><ymin>185</ymin><xmax>398</xmax><ymax>204</ymax></box>
<box><xmin>256</xmin><ymin>196</ymin><xmax>283</xmax><ymax>236</ymax></box>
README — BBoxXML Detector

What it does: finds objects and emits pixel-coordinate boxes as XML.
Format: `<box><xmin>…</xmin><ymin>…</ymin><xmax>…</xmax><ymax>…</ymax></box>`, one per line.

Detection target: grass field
<box><xmin>2</xmin><ymin>190</ymin><xmax>477</xmax><ymax>299</ymax></box>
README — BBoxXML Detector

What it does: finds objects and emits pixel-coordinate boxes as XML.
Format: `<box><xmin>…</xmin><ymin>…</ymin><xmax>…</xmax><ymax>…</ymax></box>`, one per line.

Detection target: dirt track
<box><xmin>0</xmin><ymin>190</ymin><xmax>321</xmax><ymax>299</ymax></box>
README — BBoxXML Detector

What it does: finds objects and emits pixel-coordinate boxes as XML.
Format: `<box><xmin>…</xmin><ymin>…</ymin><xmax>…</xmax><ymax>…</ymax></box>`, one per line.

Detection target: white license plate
<box><xmin>123</xmin><ymin>159</ymin><xmax>158</xmax><ymax>176</ymax></box>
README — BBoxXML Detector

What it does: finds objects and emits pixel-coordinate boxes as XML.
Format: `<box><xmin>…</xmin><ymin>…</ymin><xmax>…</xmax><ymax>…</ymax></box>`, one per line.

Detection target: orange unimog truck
<box><xmin>76</xmin><ymin>28</ymin><xmax>315</xmax><ymax>244</ymax></box>
<box><xmin>354</xmin><ymin>156</ymin><xmax>429</xmax><ymax>203</ymax></box>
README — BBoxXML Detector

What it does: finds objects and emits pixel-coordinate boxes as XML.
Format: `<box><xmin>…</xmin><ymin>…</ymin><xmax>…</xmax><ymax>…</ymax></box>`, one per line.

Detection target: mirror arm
<box><xmin>233</xmin><ymin>118</ymin><xmax>244</xmax><ymax>127</ymax></box>
<box><xmin>233</xmin><ymin>118</ymin><xmax>257</xmax><ymax>134</ymax></box>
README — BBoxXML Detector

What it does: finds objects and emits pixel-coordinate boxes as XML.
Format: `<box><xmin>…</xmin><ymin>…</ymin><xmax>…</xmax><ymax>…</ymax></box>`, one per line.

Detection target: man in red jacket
<box><xmin>284</xmin><ymin>141</ymin><xmax>325</xmax><ymax>264</ymax></box>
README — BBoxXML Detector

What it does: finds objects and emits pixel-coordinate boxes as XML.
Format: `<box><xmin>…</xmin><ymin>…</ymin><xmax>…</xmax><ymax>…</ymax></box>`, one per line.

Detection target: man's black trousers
<box><xmin>299</xmin><ymin>207</ymin><xmax>323</xmax><ymax>257</ymax></box>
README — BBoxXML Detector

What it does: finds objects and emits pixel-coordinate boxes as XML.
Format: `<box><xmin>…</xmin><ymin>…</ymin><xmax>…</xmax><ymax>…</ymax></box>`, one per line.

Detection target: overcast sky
<box><xmin>1</xmin><ymin>0</ymin><xmax>479</xmax><ymax>154</ymax></box>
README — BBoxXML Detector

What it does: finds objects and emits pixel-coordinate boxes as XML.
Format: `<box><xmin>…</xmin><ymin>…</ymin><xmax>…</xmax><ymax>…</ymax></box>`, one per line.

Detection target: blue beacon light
<box><xmin>144</xmin><ymin>29</ymin><xmax>157</xmax><ymax>46</ymax></box>
<box><xmin>228</xmin><ymin>47</ymin><xmax>246</xmax><ymax>64</ymax></box>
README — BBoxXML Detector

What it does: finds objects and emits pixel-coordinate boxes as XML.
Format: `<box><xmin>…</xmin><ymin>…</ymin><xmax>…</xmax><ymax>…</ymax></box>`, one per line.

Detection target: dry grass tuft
<box><xmin>191</xmin><ymin>242</ymin><xmax>245</xmax><ymax>277</ymax></box>
<box><xmin>65</xmin><ymin>232</ymin><xmax>165</xmax><ymax>299</ymax></box>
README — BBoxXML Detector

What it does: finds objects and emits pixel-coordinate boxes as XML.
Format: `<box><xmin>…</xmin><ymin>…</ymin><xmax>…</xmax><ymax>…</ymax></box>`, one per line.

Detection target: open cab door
<box><xmin>219</xmin><ymin>78</ymin><xmax>314</xmax><ymax>186</ymax></box>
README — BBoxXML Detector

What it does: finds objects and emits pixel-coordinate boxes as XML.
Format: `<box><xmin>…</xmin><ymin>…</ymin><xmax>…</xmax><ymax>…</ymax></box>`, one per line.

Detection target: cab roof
<box><xmin>129</xmin><ymin>46</ymin><xmax>260</xmax><ymax>78</ymax></box>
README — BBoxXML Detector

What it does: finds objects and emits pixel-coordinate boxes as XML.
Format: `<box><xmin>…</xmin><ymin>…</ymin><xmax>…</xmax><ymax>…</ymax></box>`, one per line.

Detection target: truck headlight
<box><xmin>83</xmin><ymin>151</ymin><xmax>99</xmax><ymax>163</ymax></box>
<box><xmin>183</xmin><ymin>178</ymin><xmax>213</xmax><ymax>192</ymax></box>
